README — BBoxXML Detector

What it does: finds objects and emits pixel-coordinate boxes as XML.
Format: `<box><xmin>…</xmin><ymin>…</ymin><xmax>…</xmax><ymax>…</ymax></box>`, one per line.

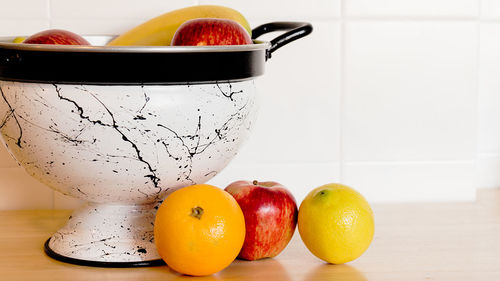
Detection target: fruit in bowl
<box><xmin>12</xmin><ymin>36</ymin><xmax>26</xmax><ymax>43</ymax></box>
<box><xmin>23</xmin><ymin>29</ymin><xmax>90</xmax><ymax>45</ymax></box>
<box><xmin>171</xmin><ymin>18</ymin><xmax>252</xmax><ymax>46</ymax></box>
<box><xmin>107</xmin><ymin>5</ymin><xmax>251</xmax><ymax>46</ymax></box>
<box><xmin>225</xmin><ymin>180</ymin><xmax>298</xmax><ymax>260</ymax></box>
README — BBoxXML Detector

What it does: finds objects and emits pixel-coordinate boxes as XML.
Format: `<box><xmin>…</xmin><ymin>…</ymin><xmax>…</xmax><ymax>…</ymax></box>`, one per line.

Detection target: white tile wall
<box><xmin>48</xmin><ymin>19</ymin><xmax>146</xmax><ymax>35</ymax></box>
<box><xmin>478</xmin><ymin>22</ymin><xmax>500</xmax><ymax>189</ymax></box>
<box><xmin>477</xmin><ymin>154</ymin><xmax>500</xmax><ymax>188</ymax></box>
<box><xmin>0</xmin><ymin>20</ymin><xmax>49</xmax><ymax>37</ymax></box>
<box><xmin>199</xmin><ymin>0</ymin><xmax>341</xmax><ymax>20</ymax></box>
<box><xmin>53</xmin><ymin>191</ymin><xmax>83</xmax><ymax>209</ymax></box>
<box><xmin>480</xmin><ymin>0</ymin><xmax>500</xmax><ymax>19</ymax></box>
<box><xmin>235</xmin><ymin>21</ymin><xmax>341</xmax><ymax>164</ymax></box>
<box><xmin>0</xmin><ymin>0</ymin><xmax>49</xmax><ymax>19</ymax></box>
<box><xmin>208</xmin><ymin>161</ymin><xmax>341</xmax><ymax>204</ymax></box>
<box><xmin>0</xmin><ymin>168</ymin><xmax>53</xmax><ymax>209</ymax></box>
<box><xmin>49</xmin><ymin>0</ymin><xmax>196</xmax><ymax>35</ymax></box>
<box><xmin>343</xmin><ymin>21</ymin><xmax>477</xmax><ymax>162</ymax></box>
<box><xmin>1</xmin><ymin>0</ymin><xmax>498</xmax><ymax>209</ymax></box>
<box><xmin>343</xmin><ymin>161</ymin><xmax>476</xmax><ymax>202</ymax></box>
<box><xmin>479</xmin><ymin>23</ymin><xmax>500</xmax><ymax>154</ymax></box>
<box><xmin>345</xmin><ymin>0</ymin><xmax>478</xmax><ymax>18</ymax></box>
<box><xmin>49</xmin><ymin>0</ymin><xmax>195</xmax><ymax>20</ymax></box>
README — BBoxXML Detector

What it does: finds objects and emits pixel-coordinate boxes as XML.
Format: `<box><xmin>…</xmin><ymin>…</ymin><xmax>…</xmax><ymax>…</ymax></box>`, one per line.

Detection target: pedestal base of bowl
<box><xmin>44</xmin><ymin>202</ymin><xmax>165</xmax><ymax>267</ymax></box>
<box><xmin>0</xmin><ymin>80</ymin><xmax>259</xmax><ymax>267</ymax></box>
<box><xmin>44</xmin><ymin>239</ymin><xmax>165</xmax><ymax>267</ymax></box>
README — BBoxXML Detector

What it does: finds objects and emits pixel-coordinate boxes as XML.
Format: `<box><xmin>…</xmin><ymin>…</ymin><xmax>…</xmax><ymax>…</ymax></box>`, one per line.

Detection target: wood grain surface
<box><xmin>1</xmin><ymin>189</ymin><xmax>499</xmax><ymax>281</ymax></box>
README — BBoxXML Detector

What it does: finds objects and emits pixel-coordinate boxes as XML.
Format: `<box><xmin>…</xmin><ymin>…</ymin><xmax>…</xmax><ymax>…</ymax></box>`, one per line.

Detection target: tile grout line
<box><xmin>478</xmin><ymin>152</ymin><xmax>500</xmax><ymax>157</ymax></box>
<box><xmin>480</xmin><ymin>18</ymin><xmax>500</xmax><ymax>23</ymax></box>
<box><xmin>47</xmin><ymin>0</ymin><xmax>53</xmax><ymax>28</ymax></box>
<box><xmin>343</xmin><ymin>160</ymin><xmax>476</xmax><ymax>165</ymax></box>
<box><xmin>338</xmin><ymin>0</ymin><xmax>345</xmax><ymax>183</ymax></box>
<box><xmin>343</xmin><ymin>16</ymin><xmax>479</xmax><ymax>22</ymax></box>
<box><xmin>475</xmin><ymin>0</ymin><xmax>482</xmax><ymax>191</ymax></box>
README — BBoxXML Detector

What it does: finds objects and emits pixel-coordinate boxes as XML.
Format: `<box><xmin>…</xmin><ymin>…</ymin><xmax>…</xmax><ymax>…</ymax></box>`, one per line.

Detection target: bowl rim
<box><xmin>0</xmin><ymin>35</ymin><xmax>269</xmax><ymax>84</ymax></box>
<box><xmin>0</xmin><ymin>35</ymin><xmax>271</xmax><ymax>54</ymax></box>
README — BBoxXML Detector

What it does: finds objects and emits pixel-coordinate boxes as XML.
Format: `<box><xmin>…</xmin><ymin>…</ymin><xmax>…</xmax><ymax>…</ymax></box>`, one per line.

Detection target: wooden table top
<box><xmin>1</xmin><ymin>188</ymin><xmax>500</xmax><ymax>281</ymax></box>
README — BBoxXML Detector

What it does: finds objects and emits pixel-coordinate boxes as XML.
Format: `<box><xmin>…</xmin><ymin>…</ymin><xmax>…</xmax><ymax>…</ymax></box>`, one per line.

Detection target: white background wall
<box><xmin>0</xmin><ymin>0</ymin><xmax>499</xmax><ymax>209</ymax></box>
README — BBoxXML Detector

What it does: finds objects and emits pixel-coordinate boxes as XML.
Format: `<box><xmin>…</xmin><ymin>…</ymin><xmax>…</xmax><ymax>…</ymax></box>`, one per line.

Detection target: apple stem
<box><xmin>253</xmin><ymin>180</ymin><xmax>258</xmax><ymax>185</ymax></box>
<box><xmin>190</xmin><ymin>206</ymin><xmax>204</xmax><ymax>220</ymax></box>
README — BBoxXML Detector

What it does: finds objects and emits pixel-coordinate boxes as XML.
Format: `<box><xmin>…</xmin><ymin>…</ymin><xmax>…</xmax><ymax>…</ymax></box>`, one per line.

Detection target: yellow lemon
<box><xmin>298</xmin><ymin>183</ymin><xmax>374</xmax><ymax>264</ymax></box>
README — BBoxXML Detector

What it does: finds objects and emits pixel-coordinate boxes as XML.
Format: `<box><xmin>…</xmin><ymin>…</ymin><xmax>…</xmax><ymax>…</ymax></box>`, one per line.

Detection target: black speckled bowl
<box><xmin>0</xmin><ymin>22</ymin><xmax>312</xmax><ymax>267</ymax></box>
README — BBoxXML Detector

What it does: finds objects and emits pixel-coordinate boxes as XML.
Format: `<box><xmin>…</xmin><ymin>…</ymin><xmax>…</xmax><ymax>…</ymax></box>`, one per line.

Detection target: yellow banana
<box><xmin>107</xmin><ymin>5</ymin><xmax>251</xmax><ymax>46</ymax></box>
<box><xmin>12</xmin><ymin>36</ymin><xmax>26</xmax><ymax>43</ymax></box>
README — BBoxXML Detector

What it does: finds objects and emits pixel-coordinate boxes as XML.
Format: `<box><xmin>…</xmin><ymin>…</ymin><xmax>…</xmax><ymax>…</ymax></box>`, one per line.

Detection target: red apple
<box><xmin>171</xmin><ymin>18</ymin><xmax>252</xmax><ymax>46</ymax></box>
<box><xmin>23</xmin><ymin>29</ymin><xmax>90</xmax><ymax>45</ymax></box>
<box><xmin>224</xmin><ymin>180</ymin><xmax>298</xmax><ymax>261</ymax></box>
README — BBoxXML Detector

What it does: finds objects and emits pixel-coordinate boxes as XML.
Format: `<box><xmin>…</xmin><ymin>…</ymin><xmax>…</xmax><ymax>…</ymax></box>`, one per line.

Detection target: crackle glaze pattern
<box><xmin>48</xmin><ymin>203</ymin><xmax>161</xmax><ymax>262</ymax></box>
<box><xmin>0</xmin><ymin>80</ymin><xmax>257</xmax><ymax>263</ymax></box>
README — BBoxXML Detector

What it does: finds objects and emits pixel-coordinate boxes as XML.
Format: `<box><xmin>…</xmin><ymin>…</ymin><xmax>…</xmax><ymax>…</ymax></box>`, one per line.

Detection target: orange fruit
<box><xmin>154</xmin><ymin>184</ymin><xmax>245</xmax><ymax>276</ymax></box>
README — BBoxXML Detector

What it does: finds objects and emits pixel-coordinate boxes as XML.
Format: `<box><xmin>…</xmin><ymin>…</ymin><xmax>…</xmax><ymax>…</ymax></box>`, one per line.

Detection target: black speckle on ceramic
<box><xmin>48</xmin><ymin>203</ymin><xmax>160</xmax><ymax>262</ymax></box>
<box><xmin>0</xmin><ymin>81</ymin><xmax>257</xmax><ymax>263</ymax></box>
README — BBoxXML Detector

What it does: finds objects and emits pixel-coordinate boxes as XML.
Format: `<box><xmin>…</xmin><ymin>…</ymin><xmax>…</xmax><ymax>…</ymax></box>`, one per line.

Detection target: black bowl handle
<box><xmin>252</xmin><ymin>22</ymin><xmax>313</xmax><ymax>60</ymax></box>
